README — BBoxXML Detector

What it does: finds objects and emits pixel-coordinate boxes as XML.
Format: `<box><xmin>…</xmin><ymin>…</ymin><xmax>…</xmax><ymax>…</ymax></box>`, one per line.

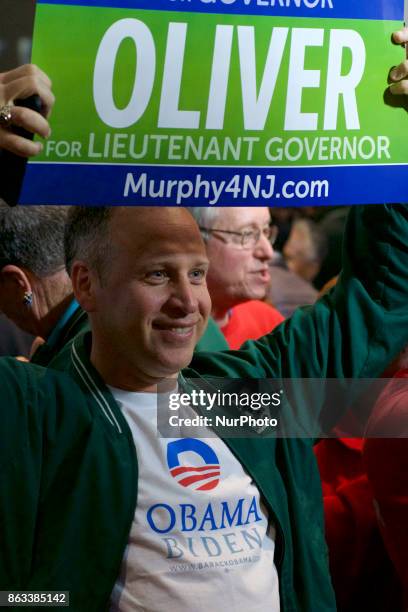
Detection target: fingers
<box><xmin>389</xmin><ymin>59</ymin><xmax>408</xmax><ymax>82</ymax></box>
<box><xmin>0</xmin><ymin>64</ymin><xmax>55</xmax><ymax>117</ymax></box>
<box><xmin>0</xmin><ymin>64</ymin><xmax>54</xmax><ymax>156</ymax></box>
<box><xmin>1</xmin><ymin>76</ymin><xmax>55</xmax><ymax>118</ymax></box>
<box><xmin>0</xmin><ymin>64</ymin><xmax>52</xmax><ymax>89</ymax></box>
<box><xmin>389</xmin><ymin>79</ymin><xmax>408</xmax><ymax>95</ymax></box>
<box><xmin>389</xmin><ymin>32</ymin><xmax>408</xmax><ymax>95</ymax></box>
<box><xmin>0</xmin><ymin>102</ymin><xmax>52</xmax><ymax>156</ymax></box>
<box><xmin>389</xmin><ymin>55</ymin><xmax>408</xmax><ymax>95</ymax></box>
<box><xmin>0</xmin><ymin>130</ymin><xmax>43</xmax><ymax>158</ymax></box>
<box><xmin>0</xmin><ymin>105</ymin><xmax>51</xmax><ymax>155</ymax></box>
<box><xmin>10</xmin><ymin>105</ymin><xmax>51</xmax><ymax>139</ymax></box>
<box><xmin>392</xmin><ymin>27</ymin><xmax>408</xmax><ymax>46</ymax></box>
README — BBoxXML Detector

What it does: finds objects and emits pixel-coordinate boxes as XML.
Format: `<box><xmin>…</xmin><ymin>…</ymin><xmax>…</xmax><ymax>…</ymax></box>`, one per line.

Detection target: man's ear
<box><xmin>71</xmin><ymin>261</ymin><xmax>98</xmax><ymax>313</ymax></box>
<box><xmin>0</xmin><ymin>265</ymin><xmax>32</xmax><ymax>297</ymax></box>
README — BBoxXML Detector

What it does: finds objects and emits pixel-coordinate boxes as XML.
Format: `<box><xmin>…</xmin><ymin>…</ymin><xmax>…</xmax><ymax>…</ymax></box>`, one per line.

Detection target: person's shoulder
<box><xmin>0</xmin><ymin>356</ymin><xmax>87</xmax><ymax>412</ymax></box>
<box><xmin>0</xmin><ymin>357</ymin><xmax>87</xmax><ymax>434</ymax></box>
<box><xmin>0</xmin><ymin>354</ymin><xmax>73</xmax><ymax>380</ymax></box>
<box><xmin>0</xmin><ymin>356</ymin><xmax>43</xmax><ymax>390</ymax></box>
<box><xmin>234</xmin><ymin>300</ymin><xmax>285</xmax><ymax>323</ymax></box>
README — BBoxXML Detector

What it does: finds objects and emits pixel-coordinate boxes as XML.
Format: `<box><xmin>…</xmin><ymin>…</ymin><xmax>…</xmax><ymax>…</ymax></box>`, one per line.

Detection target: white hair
<box><xmin>188</xmin><ymin>208</ymin><xmax>221</xmax><ymax>240</ymax></box>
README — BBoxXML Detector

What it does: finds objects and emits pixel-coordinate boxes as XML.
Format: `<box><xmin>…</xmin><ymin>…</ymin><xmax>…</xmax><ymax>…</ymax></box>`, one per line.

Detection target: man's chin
<box><xmin>239</xmin><ymin>289</ymin><xmax>268</xmax><ymax>303</ymax></box>
<box><xmin>158</xmin><ymin>349</ymin><xmax>195</xmax><ymax>377</ymax></box>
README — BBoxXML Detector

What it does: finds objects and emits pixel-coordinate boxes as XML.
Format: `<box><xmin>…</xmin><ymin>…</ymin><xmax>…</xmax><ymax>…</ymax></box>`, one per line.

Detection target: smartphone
<box><xmin>0</xmin><ymin>94</ymin><xmax>43</xmax><ymax>207</ymax></box>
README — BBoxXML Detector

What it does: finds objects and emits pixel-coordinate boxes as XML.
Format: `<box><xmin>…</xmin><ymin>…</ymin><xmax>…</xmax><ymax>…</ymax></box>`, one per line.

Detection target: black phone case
<box><xmin>0</xmin><ymin>94</ymin><xmax>43</xmax><ymax>207</ymax></box>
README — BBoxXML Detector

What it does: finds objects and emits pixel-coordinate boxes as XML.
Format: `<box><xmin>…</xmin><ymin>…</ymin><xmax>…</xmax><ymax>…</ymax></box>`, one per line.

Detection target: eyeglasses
<box><xmin>199</xmin><ymin>222</ymin><xmax>278</xmax><ymax>249</ymax></box>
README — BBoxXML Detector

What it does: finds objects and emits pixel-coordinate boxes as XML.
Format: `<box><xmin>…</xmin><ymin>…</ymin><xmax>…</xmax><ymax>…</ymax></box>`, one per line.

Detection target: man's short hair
<box><xmin>64</xmin><ymin>207</ymin><xmax>114</xmax><ymax>279</ymax></box>
<box><xmin>188</xmin><ymin>208</ymin><xmax>220</xmax><ymax>240</ymax></box>
<box><xmin>0</xmin><ymin>201</ymin><xmax>69</xmax><ymax>277</ymax></box>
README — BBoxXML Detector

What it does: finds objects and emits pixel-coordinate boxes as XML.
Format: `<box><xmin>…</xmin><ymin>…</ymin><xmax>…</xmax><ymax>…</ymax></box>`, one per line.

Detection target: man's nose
<box><xmin>169</xmin><ymin>278</ymin><xmax>198</xmax><ymax>314</ymax></box>
<box><xmin>254</xmin><ymin>232</ymin><xmax>274</xmax><ymax>260</ymax></box>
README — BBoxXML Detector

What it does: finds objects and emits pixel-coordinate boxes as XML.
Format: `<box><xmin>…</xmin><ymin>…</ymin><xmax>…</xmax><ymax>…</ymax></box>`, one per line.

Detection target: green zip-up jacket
<box><xmin>0</xmin><ymin>204</ymin><xmax>407</xmax><ymax>611</ymax></box>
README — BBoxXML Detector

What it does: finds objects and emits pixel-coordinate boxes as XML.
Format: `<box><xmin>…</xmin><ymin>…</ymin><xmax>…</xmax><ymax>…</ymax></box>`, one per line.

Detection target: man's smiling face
<box><xmin>85</xmin><ymin>207</ymin><xmax>211</xmax><ymax>390</ymax></box>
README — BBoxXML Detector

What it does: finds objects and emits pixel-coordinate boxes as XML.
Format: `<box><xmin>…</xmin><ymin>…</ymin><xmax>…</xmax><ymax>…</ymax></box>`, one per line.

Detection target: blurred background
<box><xmin>0</xmin><ymin>0</ymin><xmax>35</xmax><ymax>71</ymax></box>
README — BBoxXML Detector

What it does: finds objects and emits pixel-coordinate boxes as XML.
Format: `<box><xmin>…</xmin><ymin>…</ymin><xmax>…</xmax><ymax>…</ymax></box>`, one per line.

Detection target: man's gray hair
<box><xmin>188</xmin><ymin>208</ymin><xmax>221</xmax><ymax>240</ymax></box>
<box><xmin>64</xmin><ymin>207</ymin><xmax>115</xmax><ymax>279</ymax></box>
<box><xmin>0</xmin><ymin>201</ymin><xmax>69</xmax><ymax>277</ymax></box>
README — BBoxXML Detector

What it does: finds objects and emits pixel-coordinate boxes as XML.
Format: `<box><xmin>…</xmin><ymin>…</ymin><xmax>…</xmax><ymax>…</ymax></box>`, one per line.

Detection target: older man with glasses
<box><xmin>190</xmin><ymin>207</ymin><xmax>284</xmax><ymax>349</ymax></box>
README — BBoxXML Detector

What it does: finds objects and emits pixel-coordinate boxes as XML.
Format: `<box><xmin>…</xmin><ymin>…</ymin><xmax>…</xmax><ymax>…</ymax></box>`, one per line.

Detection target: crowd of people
<box><xmin>0</xmin><ymin>25</ymin><xmax>407</xmax><ymax>612</ymax></box>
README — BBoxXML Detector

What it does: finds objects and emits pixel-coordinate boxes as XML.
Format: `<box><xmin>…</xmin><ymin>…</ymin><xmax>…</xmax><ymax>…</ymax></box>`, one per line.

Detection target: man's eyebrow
<box><xmin>236</xmin><ymin>222</ymin><xmax>270</xmax><ymax>231</ymax></box>
<box><xmin>137</xmin><ymin>256</ymin><xmax>210</xmax><ymax>267</ymax></box>
<box><xmin>185</xmin><ymin>258</ymin><xmax>210</xmax><ymax>269</ymax></box>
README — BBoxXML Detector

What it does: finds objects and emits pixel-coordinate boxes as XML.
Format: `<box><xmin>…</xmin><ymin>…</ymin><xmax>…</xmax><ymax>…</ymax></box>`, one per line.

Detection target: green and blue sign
<box><xmin>20</xmin><ymin>0</ymin><xmax>407</xmax><ymax>205</ymax></box>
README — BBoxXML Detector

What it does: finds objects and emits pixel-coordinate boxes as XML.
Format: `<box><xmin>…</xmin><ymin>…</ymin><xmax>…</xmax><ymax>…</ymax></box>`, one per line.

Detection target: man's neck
<box><xmin>211</xmin><ymin>306</ymin><xmax>232</xmax><ymax>329</ymax></box>
<box><xmin>90</xmin><ymin>340</ymin><xmax>179</xmax><ymax>393</ymax></box>
<box><xmin>40</xmin><ymin>293</ymin><xmax>75</xmax><ymax>339</ymax></box>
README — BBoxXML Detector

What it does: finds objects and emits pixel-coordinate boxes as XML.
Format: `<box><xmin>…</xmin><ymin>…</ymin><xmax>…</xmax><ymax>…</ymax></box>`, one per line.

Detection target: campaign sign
<box><xmin>20</xmin><ymin>0</ymin><xmax>406</xmax><ymax>206</ymax></box>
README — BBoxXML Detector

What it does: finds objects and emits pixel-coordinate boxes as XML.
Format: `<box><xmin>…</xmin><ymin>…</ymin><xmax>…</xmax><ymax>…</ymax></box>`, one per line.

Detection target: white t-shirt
<box><xmin>110</xmin><ymin>388</ymin><xmax>280</xmax><ymax>612</ymax></box>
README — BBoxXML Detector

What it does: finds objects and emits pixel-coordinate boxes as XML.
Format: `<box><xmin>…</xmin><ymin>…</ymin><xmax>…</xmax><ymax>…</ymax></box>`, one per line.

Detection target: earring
<box><xmin>23</xmin><ymin>291</ymin><xmax>33</xmax><ymax>307</ymax></box>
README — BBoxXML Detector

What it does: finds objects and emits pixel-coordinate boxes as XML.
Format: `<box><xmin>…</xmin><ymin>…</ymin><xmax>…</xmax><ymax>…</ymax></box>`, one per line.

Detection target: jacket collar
<box><xmin>68</xmin><ymin>331</ymin><xmax>188</xmax><ymax>437</ymax></box>
<box><xmin>69</xmin><ymin>332</ymin><xmax>127</xmax><ymax>435</ymax></box>
<box><xmin>46</xmin><ymin>299</ymin><xmax>82</xmax><ymax>348</ymax></box>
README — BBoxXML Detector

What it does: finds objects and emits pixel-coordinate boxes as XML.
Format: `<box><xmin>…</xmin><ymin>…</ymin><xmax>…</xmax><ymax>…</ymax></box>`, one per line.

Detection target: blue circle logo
<box><xmin>167</xmin><ymin>439</ymin><xmax>221</xmax><ymax>491</ymax></box>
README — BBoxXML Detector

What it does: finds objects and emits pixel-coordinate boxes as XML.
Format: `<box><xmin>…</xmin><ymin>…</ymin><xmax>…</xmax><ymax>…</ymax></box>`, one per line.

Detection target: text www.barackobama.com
<box><xmin>123</xmin><ymin>172</ymin><xmax>330</xmax><ymax>205</ymax></box>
